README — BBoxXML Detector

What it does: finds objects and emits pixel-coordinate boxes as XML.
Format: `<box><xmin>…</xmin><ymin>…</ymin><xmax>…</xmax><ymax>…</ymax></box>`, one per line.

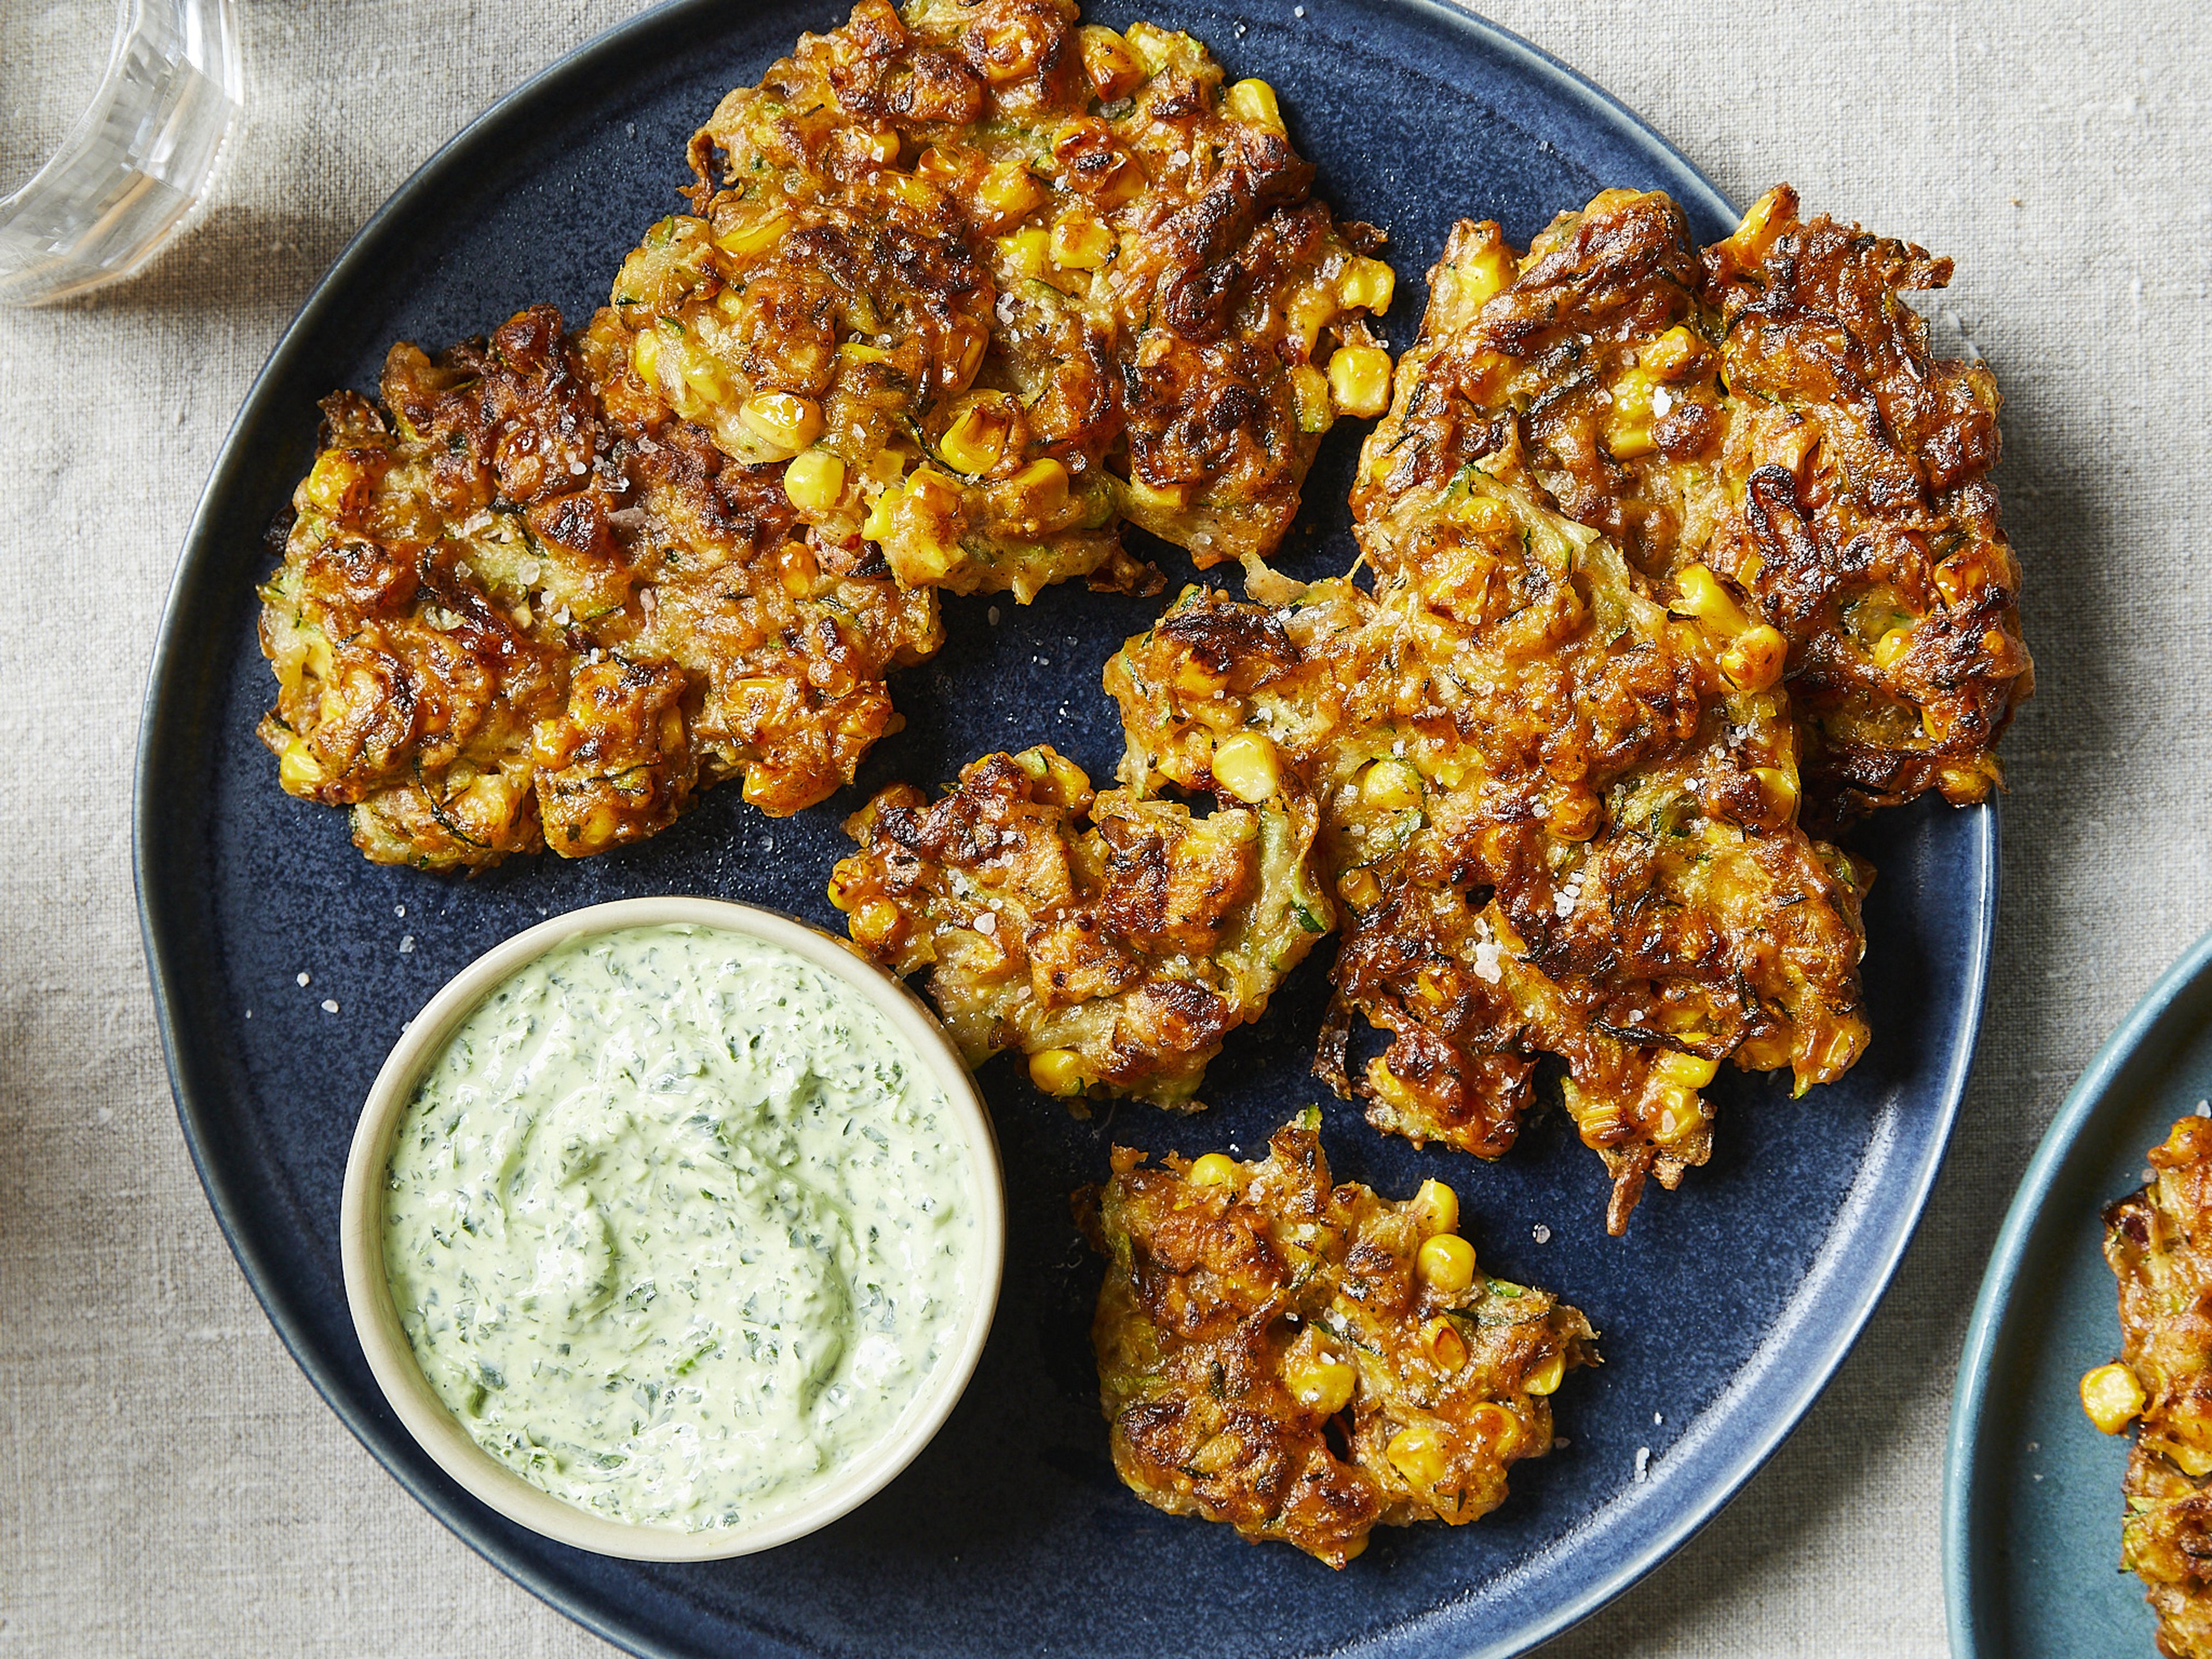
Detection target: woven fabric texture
<box><xmin>1</xmin><ymin>0</ymin><xmax>2205</xmax><ymax>1653</ymax></box>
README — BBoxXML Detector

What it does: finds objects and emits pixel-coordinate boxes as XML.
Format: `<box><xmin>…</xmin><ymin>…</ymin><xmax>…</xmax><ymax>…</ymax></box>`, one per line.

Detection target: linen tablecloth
<box><xmin>3</xmin><ymin>1</ymin><xmax>2204</xmax><ymax>1652</ymax></box>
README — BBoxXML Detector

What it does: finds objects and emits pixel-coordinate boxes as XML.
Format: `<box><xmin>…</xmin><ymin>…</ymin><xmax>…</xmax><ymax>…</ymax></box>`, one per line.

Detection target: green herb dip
<box><xmin>382</xmin><ymin>923</ymin><xmax>982</xmax><ymax>1533</ymax></box>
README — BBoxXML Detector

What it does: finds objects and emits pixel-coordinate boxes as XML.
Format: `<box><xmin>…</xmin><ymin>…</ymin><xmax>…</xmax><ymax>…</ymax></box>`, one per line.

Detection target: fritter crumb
<box><xmin>1075</xmin><ymin>1111</ymin><xmax>1596</xmax><ymax>1565</ymax></box>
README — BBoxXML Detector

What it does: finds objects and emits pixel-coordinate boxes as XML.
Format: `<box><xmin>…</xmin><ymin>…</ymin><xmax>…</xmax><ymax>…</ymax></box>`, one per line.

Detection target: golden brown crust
<box><xmin>828</xmin><ymin>743</ymin><xmax>1329</xmax><ymax>1107</ymax></box>
<box><xmin>1077</xmin><ymin>1114</ymin><xmax>1596</xmax><ymax>1566</ymax></box>
<box><xmin>2104</xmin><ymin>1116</ymin><xmax>2212</xmax><ymax>1657</ymax></box>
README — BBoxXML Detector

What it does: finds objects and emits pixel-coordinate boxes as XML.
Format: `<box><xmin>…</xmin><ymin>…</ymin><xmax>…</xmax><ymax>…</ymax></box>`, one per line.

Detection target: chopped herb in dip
<box><xmin>383</xmin><ymin>925</ymin><xmax>982</xmax><ymax>1532</ymax></box>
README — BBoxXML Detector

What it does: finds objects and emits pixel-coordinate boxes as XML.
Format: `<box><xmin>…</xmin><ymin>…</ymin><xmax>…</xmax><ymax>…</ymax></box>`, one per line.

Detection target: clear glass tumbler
<box><xmin>0</xmin><ymin>0</ymin><xmax>242</xmax><ymax>306</ymax></box>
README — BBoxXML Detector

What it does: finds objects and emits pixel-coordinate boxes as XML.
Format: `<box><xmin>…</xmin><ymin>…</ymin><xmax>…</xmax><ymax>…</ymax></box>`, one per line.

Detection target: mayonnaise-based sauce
<box><xmin>382</xmin><ymin>924</ymin><xmax>982</xmax><ymax>1532</ymax></box>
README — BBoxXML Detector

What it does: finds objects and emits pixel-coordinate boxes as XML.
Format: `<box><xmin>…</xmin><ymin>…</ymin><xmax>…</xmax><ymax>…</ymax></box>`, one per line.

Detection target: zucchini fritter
<box><xmin>1703</xmin><ymin>187</ymin><xmax>2032</xmax><ymax>820</ymax></box>
<box><xmin>1108</xmin><ymin>538</ymin><xmax>1869</xmax><ymax>1231</ymax></box>
<box><xmin>2086</xmin><ymin>1114</ymin><xmax>2212</xmax><ymax>1658</ymax></box>
<box><xmin>260</xmin><ymin>0</ymin><xmax>1396</xmax><ymax>868</ymax></box>
<box><xmin>1103</xmin><ymin>183</ymin><xmax>2027</xmax><ymax>1230</ymax></box>
<box><xmin>1353</xmin><ymin>185</ymin><xmax>2031</xmax><ymax>827</ymax></box>
<box><xmin>258</xmin><ymin>305</ymin><xmax>942</xmax><ymax>868</ymax></box>
<box><xmin>1076</xmin><ymin>1112</ymin><xmax>1596</xmax><ymax>1566</ymax></box>
<box><xmin>830</xmin><ymin>744</ymin><xmax>1328</xmax><ymax>1107</ymax></box>
<box><xmin>599</xmin><ymin>0</ymin><xmax>1395</xmax><ymax>590</ymax></box>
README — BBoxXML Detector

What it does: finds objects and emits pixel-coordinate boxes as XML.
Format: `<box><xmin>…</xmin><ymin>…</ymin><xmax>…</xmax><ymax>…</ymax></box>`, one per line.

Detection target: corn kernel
<box><xmin>839</xmin><ymin>341</ymin><xmax>893</xmax><ymax>365</ymax></box>
<box><xmin>1455</xmin><ymin>237</ymin><xmax>1518</xmax><ymax>311</ymax></box>
<box><xmin>1471</xmin><ymin>1402</ymin><xmax>1522</xmax><ymax>1456</ymax></box>
<box><xmin>850</xmin><ymin>899</ymin><xmax>902</xmax><ymax>949</ymax></box>
<box><xmin>278</xmin><ymin>737</ymin><xmax>324</xmax><ymax>790</ymax></box>
<box><xmin>1654</xmin><ymin>1051</ymin><xmax>1718</xmax><ymax>1090</ymax></box>
<box><xmin>715</xmin><ymin>211</ymin><xmax>788</xmax><ymax>259</ymax></box>
<box><xmin>1287</xmin><ymin>1357</ymin><xmax>1356</xmax><ymax>1414</ymax></box>
<box><xmin>1385</xmin><ymin>1423</ymin><xmax>1452</xmax><ymax>1489</ymax></box>
<box><xmin>1872</xmin><ymin>626</ymin><xmax>1914</xmax><ymax>669</ymax></box>
<box><xmin>1369</xmin><ymin>1057</ymin><xmax>1421</xmax><ymax>1115</ymax></box>
<box><xmin>1328</xmin><ymin>345</ymin><xmax>1393</xmax><ymax>418</ymax></box>
<box><xmin>1415</xmin><ymin>1233</ymin><xmax>1477</xmax><ymax>1293</ymax></box>
<box><xmin>1933</xmin><ymin>558</ymin><xmax>1975</xmax><ymax>607</ymax></box>
<box><xmin>1006</xmin><ymin>456</ymin><xmax>1070</xmax><ymax>517</ymax></box>
<box><xmin>1753</xmin><ymin>763</ymin><xmax>1800</xmax><ymax>815</ymax></box>
<box><xmin>1359</xmin><ymin>759</ymin><xmax>1423</xmax><ymax>810</ymax></box>
<box><xmin>950</xmin><ymin>326</ymin><xmax>988</xmax><ymax>391</ymax></box>
<box><xmin>1049</xmin><ymin>211</ymin><xmax>1117</xmax><ymax>270</ymax></box>
<box><xmin>1077</xmin><ymin>25</ymin><xmax>1146</xmax><ymax>99</ymax></box>
<box><xmin>631</xmin><ymin>326</ymin><xmax>661</xmax><ymax>385</ymax></box>
<box><xmin>862</xmin><ymin>126</ymin><xmax>902</xmax><ymax>165</ymax></box>
<box><xmin>1224</xmin><ymin>77</ymin><xmax>1284</xmax><ymax>133</ymax></box>
<box><xmin>739</xmin><ymin>391</ymin><xmax>824</xmax><ymax>453</ymax></box>
<box><xmin>1525</xmin><ymin>1350</ymin><xmax>1566</xmax><ymax>1397</ymax></box>
<box><xmin>1412</xmin><ymin>1179</ymin><xmax>1459</xmax><ymax>1237</ymax></box>
<box><xmin>996</xmin><ymin>226</ymin><xmax>1050</xmax><ymax>278</ymax></box>
<box><xmin>1210</xmin><ymin>732</ymin><xmax>1281</xmax><ymax>803</ymax></box>
<box><xmin>938</xmin><ymin>393</ymin><xmax>1015</xmax><ymax>476</ymax></box>
<box><xmin>862</xmin><ymin>475</ymin><xmax>904</xmax><ymax>543</ymax></box>
<box><xmin>1717</xmin><ymin>186</ymin><xmax>1787</xmax><ymax>268</ymax></box>
<box><xmin>979</xmin><ymin>161</ymin><xmax>1045</xmax><ymax>222</ymax></box>
<box><xmin>1338</xmin><ymin>256</ymin><xmax>1395</xmax><ymax>315</ymax></box>
<box><xmin>1546</xmin><ymin>787</ymin><xmax>1601</xmax><ymax>842</ymax></box>
<box><xmin>1424</xmin><ymin>1317</ymin><xmax>1468</xmax><ymax>1372</ymax></box>
<box><xmin>1654</xmin><ymin>1088</ymin><xmax>1703</xmax><ymax>1142</ymax></box>
<box><xmin>1722</xmin><ymin>624</ymin><xmax>1787</xmax><ymax>692</ymax></box>
<box><xmin>777</xmin><ymin>540</ymin><xmax>820</xmax><ymax>597</ymax></box>
<box><xmin>1188</xmin><ymin>1152</ymin><xmax>1241</xmax><ymax>1188</ymax></box>
<box><xmin>2081</xmin><ymin>1362</ymin><xmax>2146</xmax><ymax>1434</ymax></box>
<box><xmin>914</xmin><ymin>146</ymin><xmax>968</xmax><ymax>187</ymax></box>
<box><xmin>1029</xmin><ymin>1048</ymin><xmax>1090</xmax><ymax>1096</ymax></box>
<box><xmin>971</xmin><ymin>18</ymin><xmax>1044</xmax><ymax>83</ymax></box>
<box><xmin>1339</xmin><ymin>866</ymin><xmax>1381</xmax><ymax>908</ymax></box>
<box><xmin>782</xmin><ymin>449</ymin><xmax>847</xmax><ymax>513</ymax></box>
<box><xmin>1121</xmin><ymin>471</ymin><xmax>1189</xmax><ymax>512</ymax></box>
<box><xmin>1642</xmin><ymin>324</ymin><xmax>1706</xmax><ymax>380</ymax></box>
<box><xmin>1673</xmin><ymin>563</ymin><xmax>1749</xmax><ymax>634</ymax></box>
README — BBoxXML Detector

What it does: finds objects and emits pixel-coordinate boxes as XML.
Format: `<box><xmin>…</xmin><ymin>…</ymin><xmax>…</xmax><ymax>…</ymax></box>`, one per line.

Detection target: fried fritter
<box><xmin>262</xmin><ymin>0</ymin><xmax>1395</xmax><ymax>869</ymax></box>
<box><xmin>1354</xmin><ymin>186</ymin><xmax>2031</xmax><ymax>826</ymax></box>
<box><xmin>601</xmin><ymin>0</ymin><xmax>1396</xmax><ymax>591</ymax></box>
<box><xmin>1100</xmin><ymin>183</ymin><xmax>2026</xmax><ymax>1230</ymax></box>
<box><xmin>829</xmin><ymin>744</ymin><xmax>1328</xmax><ymax>1107</ymax></box>
<box><xmin>1108</xmin><ymin>517</ymin><xmax>1869</xmax><ymax>1230</ymax></box>
<box><xmin>258</xmin><ymin>304</ymin><xmax>942</xmax><ymax>868</ymax></box>
<box><xmin>2087</xmin><ymin>1115</ymin><xmax>2212</xmax><ymax>1657</ymax></box>
<box><xmin>1075</xmin><ymin>1112</ymin><xmax>1596</xmax><ymax>1566</ymax></box>
<box><xmin>1702</xmin><ymin>187</ymin><xmax>2032</xmax><ymax>820</ymax></box>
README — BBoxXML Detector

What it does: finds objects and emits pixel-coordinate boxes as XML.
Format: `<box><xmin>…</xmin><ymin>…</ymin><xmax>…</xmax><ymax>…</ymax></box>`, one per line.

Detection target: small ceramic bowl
<box><xmin>339</xmin><ymin>895</ymin><xmax>1005</xmax><ymax>1561</ymax></box>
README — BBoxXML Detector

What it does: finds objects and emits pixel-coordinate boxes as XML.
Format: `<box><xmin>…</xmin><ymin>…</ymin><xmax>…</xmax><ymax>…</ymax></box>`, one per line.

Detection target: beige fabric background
<box><xmin>1</xmin><ymin>0</ymin><xmax>2204</xmax><ymax>1653</ymax></box>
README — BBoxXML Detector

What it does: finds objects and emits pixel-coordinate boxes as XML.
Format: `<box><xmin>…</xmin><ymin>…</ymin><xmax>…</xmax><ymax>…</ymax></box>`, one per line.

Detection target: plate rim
<box><xmin>1942</xmin><ymin>925</ymin><xmax>2212</xmax><ymax>1657</ymax></box>
<box><xmin>132</xmin><ymin>1</ymin><xmax>2000</xmax><ymax>1654</ymax></box>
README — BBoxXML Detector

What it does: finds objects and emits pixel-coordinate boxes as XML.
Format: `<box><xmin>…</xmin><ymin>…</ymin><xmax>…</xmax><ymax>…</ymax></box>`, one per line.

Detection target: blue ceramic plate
<box><xmin>136</xmin><ymin>2</ymin><xmax>1999</xmax><ymax>1655</ymax></box>
<box><xmin>1945</xmin><ymin>930</ymin><xmax>2212</xmax><ymax>1657</ymax></box>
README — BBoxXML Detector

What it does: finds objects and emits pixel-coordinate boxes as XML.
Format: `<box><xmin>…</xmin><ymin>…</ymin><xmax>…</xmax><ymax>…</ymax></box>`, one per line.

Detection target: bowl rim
<box><xmin>338</xmin><ymin>893</ymin><xmax>1007</xmax><ymax>1563</ymax></box>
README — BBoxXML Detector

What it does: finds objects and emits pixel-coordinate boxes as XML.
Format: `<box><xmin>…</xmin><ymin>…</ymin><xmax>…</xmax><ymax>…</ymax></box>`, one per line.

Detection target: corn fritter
<box><xmin>2087</xmin><ymin>1114</ymin><xmax>2212</xmax><ymax>1658</ymax></box>
<box><xmin>1075</xmin><ymin>1112</ymin><xmax>1596</xmax><ymax>1566</ymax></box>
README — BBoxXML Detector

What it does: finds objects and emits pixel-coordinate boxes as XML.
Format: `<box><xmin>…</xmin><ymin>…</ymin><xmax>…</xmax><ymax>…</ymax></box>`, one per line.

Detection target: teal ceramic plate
<box><xmin>1946</xmin><ymin>929</ymin><xmax>2212</xmax><ymax>1656</ymax></box>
